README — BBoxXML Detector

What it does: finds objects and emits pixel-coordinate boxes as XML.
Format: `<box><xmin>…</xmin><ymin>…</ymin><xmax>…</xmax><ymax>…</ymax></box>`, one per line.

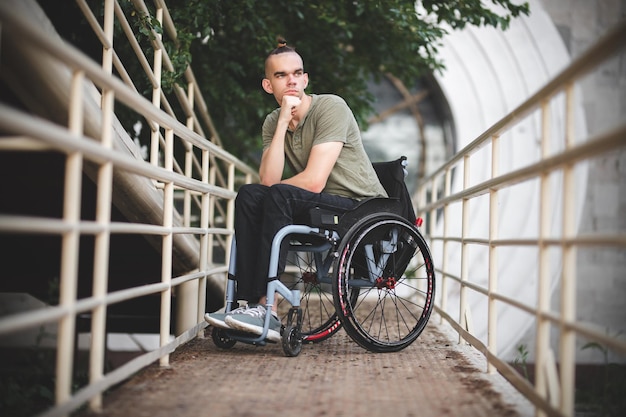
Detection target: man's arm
<box><xmin>259</xmin><ymin>96</ymin><xmax>300</xmax><ymax>185</ymax></box>
<box><xmin>280</xmin><ymin>141</ymin><xmax>343</xmax><ymax>193</ymax></box>
<box><xmin>259</xmin><ymin>122</ymin><xmax>288</xmax><ymax>186</ymax></box>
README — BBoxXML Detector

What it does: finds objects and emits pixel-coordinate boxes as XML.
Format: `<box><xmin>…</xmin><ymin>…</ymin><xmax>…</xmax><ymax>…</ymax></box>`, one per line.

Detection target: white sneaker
<box><xmin>225</xmin><ymin>305</ymin><xmax>282</xmax><ymax>342</ymax></box>
<box><xmin>204</xmin><ymin>305</ymin><xmax>249</xmax><ymax>329</ymax></box>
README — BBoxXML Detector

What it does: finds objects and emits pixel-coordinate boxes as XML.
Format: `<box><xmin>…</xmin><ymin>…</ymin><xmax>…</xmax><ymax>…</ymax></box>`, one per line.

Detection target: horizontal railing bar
<box><xmin>435</xmin><ymin>269</ymin><xmax>543</xmax><ymax>316</ymax></box>
<box><xmin>0</xmin><ymin>105</ymin><xmax>238</xmax><ymax>200</ymax></box>
<box><xmin>0</xmin><ymin>136</ymin><xmax>55</xmax><ymax>151</ymax></box>
<box><xmin>435</xmin><ymin>309</ymin><xmax>565</xmax><ymax>417</ymax></box>
<box><xmin>458</xmin><ymin>279</ymin><xmax>489</xmax><ymax>296</ymax></box>
<box><xmin>171</xmin><ymin>227</ymin><xmax>232</xmax><ymax>236</ymax></box>
<box><xmin>434</xmin><ymin>269</ymin><xmax>461</xmax><ymax>284</ymax></box>
<box><xmin>562</xmin><ymin>320</ymin><xmax>626</xmax><ymax>355</ymax></box>
<box><xmin>428</xmin><ymin>236</ymin><xmax>540</xmax><ymax>246</ymax></box>
<box><xmin>535</xmin><ymin>310</ymin><xmax>626</xmax><ymax>354</ymax></box>
<box><xmin>437</xmin><ymin>281</ymin><xmax>626</xmax><ymax>355</ymax></box>
<box><xmin>423</xmin><ymin>20</ymin><xmax>626</xmax><ymax>183</ymax></box>
<box><xmin>0</xmin><ymin>305</ymin><xmax>71</xmax><ymax>336</ymax></box>
<box><xmin>421</xmin><ymin>123</ymin><xmax>626</xmax><ymax>212</ymax></box>
<box><xmin>427</xmin><ymin>235</ymin><xmax>626</xmax><ymax>247</ymax></box>
<box><xmin>171</xmin><ymin>267</ymin><xmax>228</xmax><ymax>287</ymax></box>
<box><xmin>0</xmin><ymin>2</ymin><xmax>257</xmax><ymax>179</ymax></box>
<box><xmin>35</xmin><ymin>321</ymin><xmax>206</xmax><ymax>417</ymax></box>
<box><xmin>0</xmin><ymin>215</ymin><xmax>232</xmax><ymax>237</ymax></box>
<box><xmin>0</xmin><ymin>264</ymin><xmax>227</xmax><ymax>336</ymax></box>
<box><xmin>491</xmin><ymin>292</ymin><xmax>537</xmax><ymax>316</ymax></box>
<box><xmin>0</xmin><ymin>284</ymin><xmax>167</xmax><ymax>335</ymax></box>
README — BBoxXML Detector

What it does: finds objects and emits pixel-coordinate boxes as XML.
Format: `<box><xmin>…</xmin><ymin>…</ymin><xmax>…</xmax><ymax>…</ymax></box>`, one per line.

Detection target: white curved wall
<box><xmin>431</xmin><ymin>0</ymin><xmax>589</xmax><ymax>360</ymax></box>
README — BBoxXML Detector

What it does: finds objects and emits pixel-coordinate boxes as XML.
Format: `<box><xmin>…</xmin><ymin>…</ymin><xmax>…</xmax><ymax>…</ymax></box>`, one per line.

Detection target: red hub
<box><xmin>375</xmin><ymin>276</ymin><xmax>397</xmax><ymax>290</ymax></box>
<box><xmin>302</xmin><ymin>271</ymin><xmax>317</xmax><ymax>284</ymax></box>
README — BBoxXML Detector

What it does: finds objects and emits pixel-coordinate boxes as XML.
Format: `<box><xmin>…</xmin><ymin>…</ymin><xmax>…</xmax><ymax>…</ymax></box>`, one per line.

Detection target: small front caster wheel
<box><xmin>281</xmin><ymin>324</ymin><xmax>302</xmax><ymax>357</ymax></box>
<box><xmin>212</xmin><ymin>327</ymin><xmax>236</xmax><ymax>349</ymax></box>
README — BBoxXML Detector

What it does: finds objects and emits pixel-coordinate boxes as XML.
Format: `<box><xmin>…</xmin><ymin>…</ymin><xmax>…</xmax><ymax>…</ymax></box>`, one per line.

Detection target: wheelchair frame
<box><xmin>210</xmin><ymin>157</ymin><xmax>436</xmax><ymax>357</ymax></box>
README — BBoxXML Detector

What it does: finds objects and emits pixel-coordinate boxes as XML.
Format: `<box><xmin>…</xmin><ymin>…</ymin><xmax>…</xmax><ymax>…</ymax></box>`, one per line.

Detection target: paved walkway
<box><xmin>77</xmin><ymin>318</ymin><xmax>533</xmax><ymax>417</ymax></box>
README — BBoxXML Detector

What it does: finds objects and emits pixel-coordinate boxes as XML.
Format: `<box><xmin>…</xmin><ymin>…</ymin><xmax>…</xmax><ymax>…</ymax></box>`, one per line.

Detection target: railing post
<box><xmin>197</xmin><ymin>148</ymin><xmax>210</xmax><ymax>337</ymax></box>
<box><xmin>536</xmin><ymin>99</ymin><xmax>553</xmax><ymax>416</ymax></box>
<box><xmin>149</xmin><ymin>6</ymin><xmax>164</xmax><ymax>167</ymax></box>
<box><xmin>440</xmin><ymin>169</ymin><xmax>451</xmax><ymax>321</ymax></box>
<box><xmin>459</xmin><ymin>155</ymin><xmax>470</xmax><ymax>344</ymax></box>
<box><xmin>88</xmin><ymin>0</ymin><xmax>115</xmax><ymax>410</ymax></box>
<box><xmin>559</xmin><ymin>82</ymin><xmax>577</xmax><ymax>416</ymax></box>
<box><xmin>225</xmin><ymin>162</ymin><xmax>236</xmax><ymax>274</ymax></box>
<box><xmin>488</xmin><ymin>134</ymin><xmax>499</xmax><ymax>374</ymax></box>
<box><xmin>55</xmin><ymin>69</ymin><xmax>86</xmax><ymax>414</ymax></box>
<box><xmin>176</xmin><ymin>82</ymin><xmax>199</xmax><ymax>335</ymax></box>
<box><xmin>160</xmin><ymin>127</ymin><xmax>174</xmax><ymax>367</ymax></box>
<box><xmin>208</xmin><ymin>164</ymin><xmax>217</xmax><ymax>266</ymax></box>
<box><xmin>183</xmin><ymin>81</ymin><xmax>194</xmax><ymax>228</ymax></box>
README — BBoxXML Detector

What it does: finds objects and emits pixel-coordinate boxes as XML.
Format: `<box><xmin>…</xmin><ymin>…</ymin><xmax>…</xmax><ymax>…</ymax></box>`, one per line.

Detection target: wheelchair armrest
<box><xmin>309</xmin><ymin>207</ymin><xmax>341</xmax><ymax>228</ymax></box>
<box><xmin>308</xmin><ymin>197</ymin><xmax>404</xmax><ymax>235</ymax></box>
<box><xmin>336</xmin><ymin>197</ymin><xmax>403</xmax><ymax>235</ymax></box>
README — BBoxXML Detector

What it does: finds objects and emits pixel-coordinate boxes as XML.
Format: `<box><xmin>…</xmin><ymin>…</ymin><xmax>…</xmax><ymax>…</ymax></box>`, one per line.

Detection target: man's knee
<box><xmin>267</xmin><ymin>183</ymin><xmax>303</xmax><ymax>201</ymax></box>
<box><xmin>235</xmin><ymin>183</ymin><xmax>268</xmax><ymax>206</ymax></box>
<box><xmin>237</xmin><ymin>183</ymin><xmax>264</xmax><ymax>197</ymax></box>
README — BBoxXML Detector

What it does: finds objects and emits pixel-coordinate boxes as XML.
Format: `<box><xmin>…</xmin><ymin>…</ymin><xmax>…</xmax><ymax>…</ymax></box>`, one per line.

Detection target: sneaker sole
<box><xmin>204</xmin><ymin>313</ymin><xmax>230</xmax><ymax>329</ymax></box>
<box><xmin>225</xmin><ymin>316</ymin><xmax>281</xmax><ymax>343</ymax></box>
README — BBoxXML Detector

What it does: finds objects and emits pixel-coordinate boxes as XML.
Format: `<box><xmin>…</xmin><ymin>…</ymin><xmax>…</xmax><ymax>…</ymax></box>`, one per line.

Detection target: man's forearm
<box><xmin>259</xmin><ymin>121</ymin><xmax>289</xmax><ymax>185</ymax></box>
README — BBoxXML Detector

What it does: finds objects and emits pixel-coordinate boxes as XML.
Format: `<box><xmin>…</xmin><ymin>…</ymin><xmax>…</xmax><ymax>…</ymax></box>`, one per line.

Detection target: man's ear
<box><xmin>262</xmin><ymin>78</ymin><xmax>273</xmax><ymax>94</ymax></box>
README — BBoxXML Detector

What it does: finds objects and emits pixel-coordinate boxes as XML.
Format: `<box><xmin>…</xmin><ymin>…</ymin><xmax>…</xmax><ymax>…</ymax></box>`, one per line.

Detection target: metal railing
<box><xmin>1</xmin><ymin>1</ymin><xmax>625</xmax><ymax>417</ymax></box>
<box><xmin>416</xmin><ymin>20</ymin><xmax>626</xmax><ymax>417</ymax></box>
<box><xmin>0</xmin><ymin>1</ymin><xmax>258</xmax><ymax>416</ymax></box>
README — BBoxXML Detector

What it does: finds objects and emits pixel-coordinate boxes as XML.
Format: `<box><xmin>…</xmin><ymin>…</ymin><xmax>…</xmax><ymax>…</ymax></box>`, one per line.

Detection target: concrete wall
<box><xmin>529</xmin><ymin>0</ymin><xmax>626</xmax><ymax>364</ymax></box>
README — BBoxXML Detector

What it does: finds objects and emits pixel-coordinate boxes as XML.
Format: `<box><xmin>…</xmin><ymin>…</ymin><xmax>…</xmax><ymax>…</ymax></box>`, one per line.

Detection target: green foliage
<box><xmin>0</xmin><ymin>277</ymin><xmax>86</xmax><ymax>417</ymax></box>
<box><xmin>0</xmin><ymin>337</ymin><xmax>56</xmax><ymax>417</ymax></box>
<box><xmin>513</xmin><ymin>343</ymin><xmax>530</xmax><ymax>380</ymax></box>
<box><xmin>48</xmin><ymin>0</ymin><xmax>530</xmax><ymax>164</ymax></box>
<box><xmin>577</xmin><ymin>334</ymin><xmax>626</xmax><ymax>416</ymax></box>
<box><xmin>0</xmin><ymin>279</ymin><xmax>60</xmax><ymax>417</ymax></box>
<box><xmin>422</xmin><ymin>0</ymin><xmax>530</xmax><ymax>30</ymax></box>
<box><xmin>166</xmin><ymin>0</ymin><xmax>529</xmax><ymax>162</ymax></box>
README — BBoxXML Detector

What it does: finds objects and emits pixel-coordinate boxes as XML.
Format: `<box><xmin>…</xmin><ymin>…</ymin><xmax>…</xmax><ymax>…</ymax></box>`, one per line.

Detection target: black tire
<box><xmin>281</xmin><ymin>324</ymin><xmax>303</xmax><ymax>357</ymax></box>
<box><xmin>211</xmin><ymin>327</ymin><xmax>237</xmax><ymax>349</ymax></box>
<box><xmin>332</xmin><ymin>213</ymin><xmax>435</xmax><ymax>352</ymax></box>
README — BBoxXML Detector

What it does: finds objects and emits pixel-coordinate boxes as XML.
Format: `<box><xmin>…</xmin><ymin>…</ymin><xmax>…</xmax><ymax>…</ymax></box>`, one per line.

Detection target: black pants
<box><xmin>233</xmin><ymin>183</ymin><xmax>358</xmax><ymax>302</ymax></box>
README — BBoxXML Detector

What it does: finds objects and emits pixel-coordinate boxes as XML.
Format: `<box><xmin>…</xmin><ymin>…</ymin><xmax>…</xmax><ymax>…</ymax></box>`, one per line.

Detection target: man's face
<box><xmin>262</xmin><ymin>52</ymin><xmax>309</xmax><ymax>104</ymax></box>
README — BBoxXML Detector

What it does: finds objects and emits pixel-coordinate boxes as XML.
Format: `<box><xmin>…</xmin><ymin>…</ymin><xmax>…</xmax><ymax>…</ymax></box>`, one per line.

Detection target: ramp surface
<box><xmin>77</xmin><ymin>320</ymin><xmax>533</xmax><ymax>417</ymax></box>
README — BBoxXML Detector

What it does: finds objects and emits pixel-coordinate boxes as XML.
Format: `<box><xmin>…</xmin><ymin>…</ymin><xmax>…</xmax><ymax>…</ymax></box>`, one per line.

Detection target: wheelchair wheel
<box><xmin>333</xmin><ymin>213</ymin><xmax>435</xmax><ymax>352</ymax></box>
<box><xmin>282</xmin><ymin>324</ymin><xmax>303</xmax><ymax>357</ymax></box>
<box><xmin>276</xmin><ymin>245</ymin><xmax>357</xmax><ymax>343</ymax></box>
<box><xmin>211</xmin><ymin>327</ymin><xmax>237</xmax><ymax>349</ymax></box>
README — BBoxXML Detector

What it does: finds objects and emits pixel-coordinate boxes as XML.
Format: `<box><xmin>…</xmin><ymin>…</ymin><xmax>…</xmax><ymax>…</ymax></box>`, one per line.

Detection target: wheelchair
<box><xmin>210</xmin><ymin>157</ymin><xmax>436</xmax><ymax>356</ymax></box>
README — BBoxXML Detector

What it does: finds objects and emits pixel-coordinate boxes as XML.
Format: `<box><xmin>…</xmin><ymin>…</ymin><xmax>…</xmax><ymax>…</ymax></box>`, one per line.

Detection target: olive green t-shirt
<box><xmin>261</xmin><ymin>94</ymin><xmax>387</xmax><ymax>200</ymax></box>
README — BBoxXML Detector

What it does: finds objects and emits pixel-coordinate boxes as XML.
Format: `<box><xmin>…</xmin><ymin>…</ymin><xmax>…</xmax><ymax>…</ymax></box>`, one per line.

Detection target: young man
<box><xmin>205</xmin><ymin>40</ymin><xmax>386</xmax><ymax>342</ymax></box>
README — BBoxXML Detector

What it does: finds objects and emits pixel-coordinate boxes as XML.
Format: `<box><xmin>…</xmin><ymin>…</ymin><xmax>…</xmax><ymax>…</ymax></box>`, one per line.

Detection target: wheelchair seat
<box><xmin>308</xmin><ymin>156</ymin><xmax>416</xmax><ymax>236</ymax></box>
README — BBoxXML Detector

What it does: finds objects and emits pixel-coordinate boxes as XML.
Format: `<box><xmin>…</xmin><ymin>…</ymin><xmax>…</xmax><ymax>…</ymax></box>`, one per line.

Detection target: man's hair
<box><xmin>267</xmin><ymin>37</ymin><xmax>296</xmax><ymax>57</ymax></box>
<box><xmin>264</xmin><ymin>37</ymin><xmax>301</xmax><ymax>77</ymax></box>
